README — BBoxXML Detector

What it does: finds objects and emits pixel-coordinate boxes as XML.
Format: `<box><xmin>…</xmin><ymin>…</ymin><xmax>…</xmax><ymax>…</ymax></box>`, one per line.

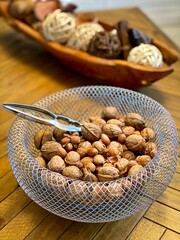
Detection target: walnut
<box><xmin>89</xmin><ymin>116</ymin><xmax>106</xmax><ymax>128</ymax></box>
<box><xmin>135</xmin><ymin>155</ymin><xmax>151</xmax><ymax>166</ymax></box>
<box><xmin>101</xmin><ymin>106</ymin><xmax>118</xmax><ymax>120</ymax></box>
<box><xmin>62</xmin><ymin>166</ymin><xmax>83</xmax><ymax>179</ymax></box>
<box><xmin>125</xmin><ymin>134</ymin><xmax>145</xmax><ymax>152</ymax></box>
<box><xmin>34</xmin><ymin>129</ymin><xmax>53</xmax><ymax>149</ymax></box>
<box><xmin>53</xmin><ymin>128</ymin><xmax>66</xmax><ymax>142</ymax></box>
<box><xmin>66</xmin><ymin>181</ymin><xmax>91</xmax><ymax>202</ymax></box>
<box><xmin>144</xmin><ymin>142</ymin><xmax>158</xmax><ymax>158</ymax></box>
<box><xmin>77</xmin><ymin>141</ymin><xmax>91</xmax><ymax>157</ymax></box>
<box><xmin>122</xmin><ymin>150</ymin><xmax>136</xmax><ymax>160</ymax></box>
<box><xmin>65</xmin><ymin>143</ymin><xmax>74</xmax><ymax>152</ymax></box>
<box><xmin>81</xmin><ymin>157</ymin><xmax>94</xmax><ymax>166</ymax></box>
<box><xmin>141</xmin><ymin>127</ymin><xmax>156</xmax><ymax>142</ymax></box>
<box><xmin>64</xmin><ymin>151</ymin><xmax>82</xmax><ymax>167</ymax></box>
<box><xmin>41</xmin><ymin>141</ymin><xmax>67</xmax><ymax>161</ymax></box>
<box><xmin>97</xmin><ymin>166</ymin><xmax>119</xmax><ymax>181</ymax></box>
<box><xmin>47</xmin><ymin>155</ymin><xmax>65</xmax><ymax>172</ymax></box>
<box><xmin>125</xmin><ymin>113</ymin><xmax>145</xmax><ymax>130</ymax></box>
<box><xmin>107</xmin><ymin>141</ymin><xmax>123</xmax><ymax>156</ymax></box>
<box><xmin>102</xmin><ymin>123</ymin><xmax>122</xmax><ymax>139</ymax></box>
<box><xmin>35</xmin><ymin>156</ymin><xmax>46</xmax><ymax>167</ymax></box>
<box><xmin>122</xmin><ymin>126</ymin><xmax>135</xmax><ymax>136</ymax></box>
<box><xmin>92</xmin><ymin>140</ymin><xmax>106</xmax><ymax>154</ymax></box>
<box><xmin>107</xmin><ymin>119</ymin><xmax>125</xmax><ymax>128</ymax></box>
<box><xmin>83</xmin><ymin>169</ymin><xmax>98</xmax><ymax>182</ymax></box>
<box><xmin>81</xmin><ymin>122</ymin><xmax>102</xmax><ymax>142</ymax></box>
<box><xmin>128</xmin><ymin>164</ymin><xmax>143</xmax><ymax>176</ymax></box>
<box><xmin>114</xmin><ymin>158</ymin><xmax>129</xmax><ymax>175</ymax></box>
<box><xmin>127</xmin><ymin>160</ymin><xmax>138</xmax><ymax>170</ymax></box>
<box><xmin>93</xmin><ymin>154</ymin><xmax>105</xmax><ymax>165</ymax></box>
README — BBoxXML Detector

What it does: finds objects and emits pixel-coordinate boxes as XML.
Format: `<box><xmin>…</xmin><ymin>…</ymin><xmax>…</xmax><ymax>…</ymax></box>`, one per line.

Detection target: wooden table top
<box><xmin>0</xmin><ymin>7</ymin><xmax>179</xmax><ymax>240</ymax></box>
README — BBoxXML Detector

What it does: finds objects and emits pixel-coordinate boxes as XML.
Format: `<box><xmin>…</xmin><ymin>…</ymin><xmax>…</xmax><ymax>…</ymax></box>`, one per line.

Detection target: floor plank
<box><xmin>157</xmin><ymin>187</ymin><xmax>180</xmax><ymax>211</ymax></box>
<box><xmin>92</xmin><ymin>210</ymin><xmax>146</xmax><ymax>240</ymax></box>
<box><xmin>127</xmin><ymin>218</ymin><xmax>165</xmax><ymax>240</ymax></box>
<box><xmin>0</xmin><ymin>187</ymin><xmax>31</xmax><ymax>230</ymax></box>
<box><xmin>25</xmin><ymin>214</ymin><xmax>73</xmax><ymax>240</ymax></box>
<box><xmin>0</xmin><ymin>201</ymin><xmax>49</xmax><ymax>240</ymax></box>
<box><xmin>145</xmin><ymin>202</ymin><xmax>180</xmax><ymax>233</ymax></box>
<box><xmin>161</xmin><ymin>229</ymin><xmax>180</xmax><ymax>240</ymax></box>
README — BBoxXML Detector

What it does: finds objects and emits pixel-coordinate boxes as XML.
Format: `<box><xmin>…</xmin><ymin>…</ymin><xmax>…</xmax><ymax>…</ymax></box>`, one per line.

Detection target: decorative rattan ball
<box><xmin>66</xmin><ymin>22</ymin><xmax>104</xmax><ymax>51</ymax></box>
<box><xmin>127</xmin><ymin>43</ymin><xmax>163</xmax><ymax>67</ymax></box>
<box><xmin>42</xmin><ymin>9</ymin><xmax>76</xmax><ymax>44</ymax></box>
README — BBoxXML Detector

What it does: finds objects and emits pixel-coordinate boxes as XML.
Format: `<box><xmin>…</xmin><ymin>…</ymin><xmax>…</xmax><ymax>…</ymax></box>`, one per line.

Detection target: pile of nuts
<box><xmin>34</xmin><ymin>106</ymin><xmax>158</xmax><ymax>182</ymax></box>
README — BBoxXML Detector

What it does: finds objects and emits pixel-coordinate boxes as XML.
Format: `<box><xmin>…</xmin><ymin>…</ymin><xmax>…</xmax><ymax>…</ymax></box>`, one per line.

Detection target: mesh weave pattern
<box><xmin>7</xmin><ymin>86</ymin><xmax>178</xmax><ymax>223</ymax></box>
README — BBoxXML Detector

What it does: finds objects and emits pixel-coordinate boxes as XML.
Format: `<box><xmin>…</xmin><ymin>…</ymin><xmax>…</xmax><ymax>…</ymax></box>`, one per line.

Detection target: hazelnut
<box><xmin>87</xmin><ymin>147</ymin><xmax>98</xmax><ymax>157</ymax></box>
<box><xmin>48</xmin><ymin>155</ymin><xmax>65</xmax><ymax>172</ymax></box>
<box><xmin>125</xmin><ymin>113</ymin><xmax>145</xmax><ymax>130</ymax></box>
<box><xmin>107</xmin><ymin>141</ymin><xmax>123</xmax><ymax>156</ymax></box>
<box><xmin>62</xmin><ymin>166</ymin><xmax>83</xmax><ymax>179</ymax></box>
<box><xmin>101</xmin><ymin>133</ymin><xmax>111</xmax><ymax>145</ymax></box>
<box><xmin>102</xmin><ymin>123</ymin><xmax>122</xmax><ymax>139</ymax></box>
<box><xmin>101</xmin><ymin>106</ymin><xmax>118</xmax><ymax>119</ymax></box>
<box><xmin>61</xmin><ymin>136</ymin><xmax>71</xmax><ymax>146</ymax></box>
<box><xmin>141</xmin><ymin>127</ymin><xmax>156</xmax><ymax>142</ymax></box>
<box><xmin>125</xmin><ymin>134</ymin><xmax>145</xmax><ymax>152</ymax></box>
<box><xmin>81</xmin><ymin>122</ymin><xmax>101</xmax><ymax>142</ymax></box>
<box><xmin>35</xmin><ymin>156</ymin><xmax>46</xmax><ymax>167</ymax></box>
<box><xmin>41</xmin><ymin>141</ymin><xmax>67</xmax><ymax>161</ymax></box>
<box><xmin>34</xmin><ymin>129</ymin><xmax>53</xmax><ymax>149</ymax></box>
<box><xmin>117</xmin><ymin>133</ymin><xmax>126</xmax><ymax>144</ymax></box>
<box><xmin>135</xmin><ymin>155</ymin><xmax>151</xmax><ymax>166</ymax></box>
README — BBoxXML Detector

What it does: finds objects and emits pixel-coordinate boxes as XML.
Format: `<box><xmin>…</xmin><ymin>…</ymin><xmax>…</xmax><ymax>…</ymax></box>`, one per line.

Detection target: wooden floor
<box><xmin>65</xmin><ymin>0</ymin><xmax>180</xmax><ymax>48</ymax></box>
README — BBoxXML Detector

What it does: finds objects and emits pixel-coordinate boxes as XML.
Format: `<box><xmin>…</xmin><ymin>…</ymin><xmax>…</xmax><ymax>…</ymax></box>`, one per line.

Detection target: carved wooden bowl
<box><xmin>0</xmin><ymin>1</ymin><xmax>179</xmax><ymax>89</ymax></box>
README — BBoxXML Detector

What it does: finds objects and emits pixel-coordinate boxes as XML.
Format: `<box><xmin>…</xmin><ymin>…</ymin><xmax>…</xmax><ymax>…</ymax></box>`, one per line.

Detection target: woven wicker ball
<box><xmin>42</xmin><ymin>9</ymin><xmax>76</xmax><ymax>44</ymax></box>
<box><xmin>66</xmin><ymin>22</ymin><xmax>104</xmax><ymax>51</ymax></box>
<box><xmin>127</xmin><ymin>43</ymin><xmax>163</xmax><ymax>67</ymax></box>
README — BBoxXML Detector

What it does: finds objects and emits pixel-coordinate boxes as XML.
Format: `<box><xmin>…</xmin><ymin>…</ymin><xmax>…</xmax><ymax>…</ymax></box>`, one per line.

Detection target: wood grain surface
<box><xmin>0</xmin><ymin>7</ymin><xmax>179</xmax><ymax>240</ymax></box>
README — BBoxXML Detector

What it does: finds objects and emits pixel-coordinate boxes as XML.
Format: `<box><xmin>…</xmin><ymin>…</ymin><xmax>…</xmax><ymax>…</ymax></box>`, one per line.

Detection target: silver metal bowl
<box><xmin>7</xmin><ymin>86</ymin><xmax>178</xmax><ymax>223</ymax></box>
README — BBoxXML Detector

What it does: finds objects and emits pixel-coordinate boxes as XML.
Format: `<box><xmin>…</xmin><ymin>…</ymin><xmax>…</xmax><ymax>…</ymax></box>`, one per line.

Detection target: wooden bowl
<box><xmin>0</xmin><ymin>1</ymin><xmax>179</xmax><ymax>89</ymax></box>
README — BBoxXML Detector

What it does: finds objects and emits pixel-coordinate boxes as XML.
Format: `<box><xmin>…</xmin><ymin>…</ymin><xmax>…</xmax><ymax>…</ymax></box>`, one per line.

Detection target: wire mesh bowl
<box><xmin>7</xmin><ymin>86</ymin><xmax>178</xmax><ymax>223</ymax></box>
